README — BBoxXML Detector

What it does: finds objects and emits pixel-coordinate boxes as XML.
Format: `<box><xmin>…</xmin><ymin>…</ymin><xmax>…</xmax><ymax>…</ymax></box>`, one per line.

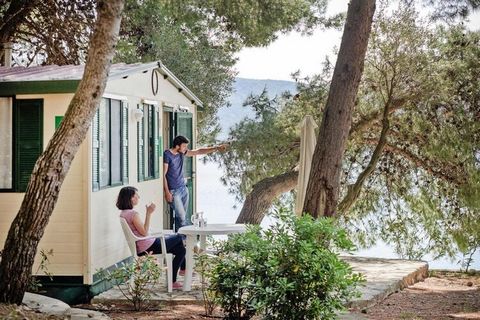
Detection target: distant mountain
<box><xmin>217</xmin><ymin>77</ymin><xmax>297</xmax><ymax>139</ymax></box>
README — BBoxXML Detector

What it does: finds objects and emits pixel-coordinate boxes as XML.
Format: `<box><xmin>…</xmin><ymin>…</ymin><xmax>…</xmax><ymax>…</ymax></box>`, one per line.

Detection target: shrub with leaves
<box><xmin>208</xmin><ymin>210</ymin><xmax>364</xmax><ymax>320</ymax></box>
<box><xmin>103</xmin><ymin>254</ymin><xmax>162</xmax><ymax>311</ymax></box>
<box><xmin>28</xmin><ymin>249</ymin><xmax>54</xmax><ymax>293</ymax></box>
<box><xmin>196</xmin><ymin>251</ymin><xmax>219</xmax><ymax>316</ymax></box>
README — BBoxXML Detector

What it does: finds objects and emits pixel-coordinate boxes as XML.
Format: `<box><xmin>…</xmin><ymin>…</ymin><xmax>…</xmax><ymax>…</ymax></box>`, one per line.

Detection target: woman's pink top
<box><xmin>120</xmin><ymin>209</ymin><xmax>155</xmax><ymax>254</ymax></box>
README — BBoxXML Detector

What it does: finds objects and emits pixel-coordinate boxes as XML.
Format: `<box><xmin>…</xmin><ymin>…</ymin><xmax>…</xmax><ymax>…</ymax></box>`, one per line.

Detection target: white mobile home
<box><xmin>0</xmin><ymin>62</ymin><xmax>201</xmax><ymax>302</ymax></box>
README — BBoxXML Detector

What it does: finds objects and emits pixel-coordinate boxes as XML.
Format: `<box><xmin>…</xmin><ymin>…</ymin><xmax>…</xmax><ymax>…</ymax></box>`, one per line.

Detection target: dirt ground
<box><xmin>353</xmin><ymin>270</ymin><xmax>480</xmax><ymax>320</ymax></box>
<box><xmin>0</xmin><ymin>303</ymin><xmax>61</xmax><ymax>319</ymax></box>
<box><xmin>95</xmin><ymin>303</ymin><xmax>222</xmax><ymax>319</ymax></box>
<box><xmin>1</xmin><ymin>271</ymin><xmax>479</xmax><ymax>320</ymax></box>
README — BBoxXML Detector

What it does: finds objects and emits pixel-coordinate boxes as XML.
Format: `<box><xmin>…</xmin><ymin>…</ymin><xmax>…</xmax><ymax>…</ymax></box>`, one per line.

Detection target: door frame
<box><xmin>162</xmin><ymin>107</ymin><xmax>195</xmax><ymax>230</ymax></box>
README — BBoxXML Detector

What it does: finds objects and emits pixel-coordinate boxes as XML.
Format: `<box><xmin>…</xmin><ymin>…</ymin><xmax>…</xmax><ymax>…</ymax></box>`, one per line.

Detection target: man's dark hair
<box><xmin>116</xmin><ymin>186</ymin><xmax>138</xmax><ymax>210</ymax></box>
<box><xmin>172</xmin><ymin>135</ymin><xmax>190</xmax><ymax>148</ymax></box>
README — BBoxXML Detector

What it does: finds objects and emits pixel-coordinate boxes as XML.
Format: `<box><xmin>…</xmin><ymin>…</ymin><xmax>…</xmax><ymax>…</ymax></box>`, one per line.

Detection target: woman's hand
<box><xmin>146</xmin><ymin>202</ymin><xmax>156</xmax><ymax>215</ymax></box>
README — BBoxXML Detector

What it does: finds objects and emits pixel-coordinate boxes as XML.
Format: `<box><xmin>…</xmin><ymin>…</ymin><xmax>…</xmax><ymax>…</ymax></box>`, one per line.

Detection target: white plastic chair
<box><xmin>119</xmin><ymin>217</ymin><xmax>174</xmax><ymax>292</ymax></box>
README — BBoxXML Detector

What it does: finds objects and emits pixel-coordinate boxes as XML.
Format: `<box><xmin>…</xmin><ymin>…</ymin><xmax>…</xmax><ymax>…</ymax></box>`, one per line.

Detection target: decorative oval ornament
<box><xmin>151</xmin><ymin>69</ymin><xmax>159</xmax><ymax>96</ymax></box>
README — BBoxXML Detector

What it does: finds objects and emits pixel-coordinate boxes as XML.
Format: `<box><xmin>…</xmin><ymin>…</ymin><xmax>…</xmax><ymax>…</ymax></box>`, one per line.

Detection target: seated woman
<box><xmin>117</xmin><ymin>186</ymin><xmax>185</xmax><ymax>289</ymax></box>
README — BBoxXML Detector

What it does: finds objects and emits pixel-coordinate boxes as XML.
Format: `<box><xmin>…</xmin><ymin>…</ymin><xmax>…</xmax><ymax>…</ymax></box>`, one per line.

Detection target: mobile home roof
<box><xmin>0</xmin><ymin>61</ymin><xmax>203</xmax><ymax>107</ymax></box>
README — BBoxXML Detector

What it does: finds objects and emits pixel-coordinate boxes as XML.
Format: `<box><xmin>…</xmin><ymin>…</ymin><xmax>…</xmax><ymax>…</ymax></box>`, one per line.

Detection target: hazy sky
<box><xmin>235</xmin><ymin>1</ymin><xmax>480</xmax><ymax>81</ymax></box>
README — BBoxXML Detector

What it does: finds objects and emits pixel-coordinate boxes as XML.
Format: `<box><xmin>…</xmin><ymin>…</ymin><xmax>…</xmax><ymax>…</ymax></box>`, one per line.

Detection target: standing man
<box><xmin>163</xmin><ymin>135</ymin><xmax>228</xmax><ymax>232</ymax></box>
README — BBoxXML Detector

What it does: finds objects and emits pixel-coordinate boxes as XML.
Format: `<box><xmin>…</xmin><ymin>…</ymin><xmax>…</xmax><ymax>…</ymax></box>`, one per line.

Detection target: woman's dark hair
<box><xmin>172</xmin><ymin>135</ymin><xmax>189</xmax><ymax>148</ymax></box>
<box><xmin>116</xmin><ymin>186</ymin><xmax>138</xmax><ymax>210</ymax></box>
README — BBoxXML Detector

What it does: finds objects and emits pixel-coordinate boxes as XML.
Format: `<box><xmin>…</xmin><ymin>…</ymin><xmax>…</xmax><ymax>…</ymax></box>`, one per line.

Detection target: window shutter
<box><xmin>153</xmin><ymin>106</ymin><xmax>160</xmax><ymax>178</ymax></box>
<box><xmin>110</xmin><ymin>99</ymin><xmax>122</xmax><ymax>185</ymax></box>
<box><xmin>137</xmin><ymin>104</ymin><xmax>145</xmax><ymax>182</ymax></box>
<box><xmin>92</xmin><ymin>109</ymin><xmax>100</xmax><ymax>191</ymax></box>
<box><xmin>14</xmin><ymin>99</ymin><xmax>43</xmax><ymax>192</ymax></box>
<box><xmin>98</xmin><ymin>99</ymin><xmax>110</xmax><ymax>188</ymax></box>
<box><xmin>176</xmin><ymin>112</ymin><xmax>193</xmax><ymax>142</ymax></box>
<box><xmin>121</xmin><ymin>102</ymin><xmax>129</xmax><ymax>184</ymax></box>
<box><xmin>176</xmin><ymin>112</ymin><xmax>193</xmax><ymax>178</ymax></box>
<box><xmin>174</xmin><ymin>111</ymin><xmax>194</xmax><ymax>222</ymax></box>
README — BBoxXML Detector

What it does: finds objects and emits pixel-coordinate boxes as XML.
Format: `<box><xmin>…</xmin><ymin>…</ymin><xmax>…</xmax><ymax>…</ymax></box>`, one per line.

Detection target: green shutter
<box><xmin>175</xmin><ymin>112</ymin><xmax>193</xmax><ymax>142</ymax></box>
<box><xmin>137</xmin><ymin>104</ymin><xmax>145</xmax><ymax>182</ymax></box>
<box><xmin>176</xmin><ymin>112</ymin><xmax>193</xmax><ymax>179</ymax></box>
<box><xmin>168</xmin><ymin>112</ymin><xmax>176</xmax><ymax>147</ymax></box>
<box><xmin>14</xmin><ymin>99</ymin><xmax>43</xmax><ymax>192</ymax></box>
<box><xmin>98</xmin><ymin>99</ymin><xmax>110</xmax><ymax>188</ymax></box>
<box><xmin>153</xmin><ymin>106</ymin><xmax>160</xmax><ymax>178</ymax></box>
<box><xmin>121</xmin><ymin>102</ymin><xmax>129</xmax><ymax>183</ymax></box>
<box><xmin>92</xmin><ymin>109</ymin><xmax>100</xmax><ymax>191</ymax></box>
<box><xmin>175</xmin><ymin>112</ymin><xmax>194</xmax><ymax>221</ymax></box>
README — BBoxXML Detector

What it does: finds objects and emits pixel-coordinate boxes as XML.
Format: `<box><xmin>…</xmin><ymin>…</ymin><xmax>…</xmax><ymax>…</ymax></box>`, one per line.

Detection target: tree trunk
<box><xmin>0</xmin><ymin>0</ymin><xmax>124</xmax><ymax>304</ymax></box>
<box><xmin>236</xmin><ymin>171</ymin><xmax>298</xmax><ymax>224</ymax></box>
<box><xmin>302</xmin><ymin>0</ymin><xmax>376</xmax><ymax>218</ymax></box>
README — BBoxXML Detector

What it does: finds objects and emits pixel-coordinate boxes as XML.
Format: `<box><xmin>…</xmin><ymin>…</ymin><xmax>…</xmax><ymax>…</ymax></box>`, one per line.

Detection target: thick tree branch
<box><xmin>338</xmin><ymin>88</ymin><xmax>392</xmax><ymax>213</ymax></box>
<box><xmin>236</xmin><ymin>171</ymin><xmax>298</xmax><ymax>224</ymax></box>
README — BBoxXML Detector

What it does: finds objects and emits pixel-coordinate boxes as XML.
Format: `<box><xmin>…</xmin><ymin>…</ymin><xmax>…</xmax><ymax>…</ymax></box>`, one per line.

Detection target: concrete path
<box><xmin>22</xmin><ymin>256</ymin><xmax>428</xmax><ymax>319</ymax></box>
<box><xmin>344</xmin><ymin>256</ymin><xmax>428</xmax><ymax>310</ymax></box>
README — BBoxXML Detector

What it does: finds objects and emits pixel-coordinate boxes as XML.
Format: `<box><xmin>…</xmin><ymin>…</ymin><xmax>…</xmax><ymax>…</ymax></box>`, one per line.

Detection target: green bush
<box><xmin>29</xmin><ymin>249</ymin><xmax>54</xmax><ymax>293</ymax></box>
<box><xmin>208</xmin><ymin>210</ymin><xmax>364</xmax><ymax>320</ymax></box>
<box><xmin>103</xmin><ymin>254</ymin><xmax>162</xmax><ymax>311</ymax></box>
<box><xmin>196</xmin><ymin>252</ymin><xmax>220</xmax><ymax>316</ymax></box>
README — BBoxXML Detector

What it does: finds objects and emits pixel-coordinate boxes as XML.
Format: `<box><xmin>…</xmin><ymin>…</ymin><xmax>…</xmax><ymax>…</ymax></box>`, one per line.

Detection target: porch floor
<box><xmin>94</xmin><ymin>271</ymin><xmax>205</xmax><ymax>305</ymax></box>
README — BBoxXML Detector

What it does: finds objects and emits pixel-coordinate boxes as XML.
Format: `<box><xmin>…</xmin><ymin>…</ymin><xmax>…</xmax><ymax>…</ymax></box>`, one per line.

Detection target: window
<box><xmin>0</xmin><ymin>98</ymin><xmax>43</xmax><ymax>192</ymax></box>
<box><xmin>138</xmin><ymin>103</ymin><xmax>160</xmax><ymax>181</ymax></box>
<box><xmin>92</xmin><ymin>98</ymin><xmax>128</xmax><ymax>191</ymax></box>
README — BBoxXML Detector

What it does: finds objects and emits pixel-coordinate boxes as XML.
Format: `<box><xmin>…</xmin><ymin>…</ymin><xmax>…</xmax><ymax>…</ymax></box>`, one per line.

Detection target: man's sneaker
<box><xmin>172</xmin><ymin>281</ymin><xmax>183</xmax><ymax>289</ymax></box>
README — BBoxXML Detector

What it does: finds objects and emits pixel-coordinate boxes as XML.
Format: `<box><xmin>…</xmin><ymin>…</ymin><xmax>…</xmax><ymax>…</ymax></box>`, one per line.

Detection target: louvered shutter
<box><xmin>14</xmin><ymin>99</ymin><xmax>43</xmax><ymax>192</ymax></box>
<box><xmin>137</xmin><ymin>104</ymin><xmax>145</xmax><ymax>181</ymax></box>
<box><xmin>110</xmin><ymin>100</ymin><xmax>122</xmax><ymax>185</ymax></box>
<box><xmin>153</xmin><ymin>106</ymin><xmax>160</xmax><ymax>178</ymax></box>
<box><xmin>121</xmin><ymin>102</ymin><xmax>129</xmax><ymax>183</ymax></box>
<box><xmin>176</xmin><ymin>112</ymin><xmax>193</xmax><ymax>178</ymax></box>
<box><xmin>92</xmin><ymin>109</ymin><xmax>100</xmax><ymax>191</ymax></box>
<box><xmin>175</xmin><ymin>112</ymin><xmax>193</xmax><ymax>220</ymax></box>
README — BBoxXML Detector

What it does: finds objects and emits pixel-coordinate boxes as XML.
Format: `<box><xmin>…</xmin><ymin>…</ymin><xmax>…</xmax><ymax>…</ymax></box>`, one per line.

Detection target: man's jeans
<box><xmin>170</xmin><ymin>185</ymin><xmax>190</xmax><ymax>232</ymax></box>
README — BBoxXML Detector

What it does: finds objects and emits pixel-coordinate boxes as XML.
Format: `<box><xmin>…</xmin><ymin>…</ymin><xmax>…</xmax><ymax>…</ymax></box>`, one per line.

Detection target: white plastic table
<box><xmin>177</xmin><ymin>223</ymin><xmax>247</xmax><ymax>291</ymax></box>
